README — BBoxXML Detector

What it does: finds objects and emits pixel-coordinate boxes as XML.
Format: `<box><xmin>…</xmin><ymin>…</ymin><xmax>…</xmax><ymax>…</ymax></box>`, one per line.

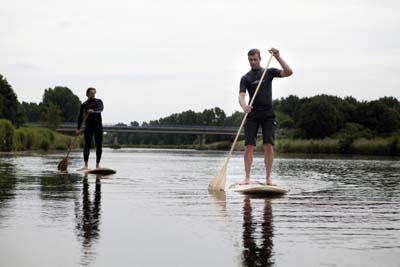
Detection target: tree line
<box><xmin>274</xmin><ymin>94</ymin><xmax>400</xmax><ymax>138</ymax></box>
<box><xmin>1</xmin><ymin>73</ymin><xmax>399</xmax><ymax>146</ymax></box>
<box><xmin>110</xmin><ymin>95</ymin><xmax>400</xmax><ymax>145</ymax></box>
<box><xmin>0</xmin><ymin>74</ymin><xmax>81</xmax><ymax>129</ymax></box>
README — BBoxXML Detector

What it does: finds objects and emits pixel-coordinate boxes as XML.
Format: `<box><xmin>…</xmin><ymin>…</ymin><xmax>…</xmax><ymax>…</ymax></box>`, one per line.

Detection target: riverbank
<box><xmin>229</xmin><ymin>137</ymin><xmax>400</xmax><ymax>156</ymax></box>
<box><xmin>3</xmin><ymin>118</ymin><xmax>399</xmax><ymax>156</ymax></box>
<box><xmin>110</xmin><ymin>136</ymin><xmax>400</xmax><ymax>156</ymax></box>
<box><xmin>275</xmin><ymin>137</ymin><xmax>400</xmax><ymax>156</ymax></box>
<box><xmin>0</xmin><ymin>119</ymin><xmax>80</xmax><ymax>151</ymax></box>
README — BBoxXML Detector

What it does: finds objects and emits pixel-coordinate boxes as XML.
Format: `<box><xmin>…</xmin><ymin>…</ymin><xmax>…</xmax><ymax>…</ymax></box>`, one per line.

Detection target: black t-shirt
<box><xmin>240</xmin><ymin>68</ymin><xmax>281</xmax><ymax>114</ymax></box>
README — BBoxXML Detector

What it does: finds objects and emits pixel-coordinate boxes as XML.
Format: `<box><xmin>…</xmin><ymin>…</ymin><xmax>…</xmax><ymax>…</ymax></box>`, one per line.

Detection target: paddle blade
<box><xmin>208</xmin><ymin>163</ymin><xmax>228</xmax><ymax>191</ymax></box>
<box><xmin>57</xmin><ymin>157</ymin><xmax>68</xmax><ymax>171</ymax></box>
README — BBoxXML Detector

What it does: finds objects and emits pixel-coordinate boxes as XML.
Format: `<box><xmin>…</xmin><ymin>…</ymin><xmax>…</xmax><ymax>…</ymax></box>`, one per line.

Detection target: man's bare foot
<box><xmin>96</xmin><ymin>165</ymin><xmax>100</xmax><ymax>169</ymax></box>
<box><xmin>77</xmin><ymin>166</ymin><xmax>89</xmax><ymax>171</ymax></box>
<box><xmin>239</xmin><ymin>179</ymin><xmax>250</xmax><ymax>185</ymax></box>
<box><xmin>266</xmin><ymin>180</ymin><xmax>277</xmax><ymax>186</ymax></box>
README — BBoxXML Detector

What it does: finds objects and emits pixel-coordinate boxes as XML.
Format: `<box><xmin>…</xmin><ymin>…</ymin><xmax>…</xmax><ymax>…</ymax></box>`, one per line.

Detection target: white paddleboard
<box><xmin>229</xmin><ymin>181</ymin><xmax>288</xmax><ymax>195</ymax></box>
<box><xmin>84</xmin><ymin>167</ymin><xmax>116</xmax><ymax>175</ymax></box>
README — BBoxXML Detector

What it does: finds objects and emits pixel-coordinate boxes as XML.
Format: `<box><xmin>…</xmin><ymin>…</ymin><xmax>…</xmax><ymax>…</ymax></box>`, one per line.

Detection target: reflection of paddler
<box><xmin>75</xmin><ymin>174</ymin><xmax>102</xmax><ymax>259</ymax></box>
<box><xmin>242</xmin><ymin>196</ymin><xmax>274</xmax><ymax>267</ymax></box>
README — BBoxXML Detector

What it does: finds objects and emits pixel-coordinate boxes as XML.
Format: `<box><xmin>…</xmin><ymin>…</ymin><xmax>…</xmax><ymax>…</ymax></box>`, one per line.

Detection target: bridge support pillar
<box><xmin>113</xmin><ymin>134</ymin><xmax>119</xmax><ymax>145</ymax></box>
<box><xmin>198</xmin><ymin>134</ymin><xmax>206</xmax><ymax>150</ymax></box>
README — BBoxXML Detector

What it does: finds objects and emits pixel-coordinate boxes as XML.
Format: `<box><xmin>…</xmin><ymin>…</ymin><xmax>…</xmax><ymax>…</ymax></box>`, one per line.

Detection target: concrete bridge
<box><xmin>28</xmin><ymin>123</ymin><xmax>271</xmax><ymax>149</ymax></box>
<box><xmin>56</xmin><ymin>123</ymin><xmax>245</xmax><ymax>134</ymax></box>
<box><xmin>54</xmin><ymin>123</ymin><xmax>250</xmax><ymax>149</ymax></box>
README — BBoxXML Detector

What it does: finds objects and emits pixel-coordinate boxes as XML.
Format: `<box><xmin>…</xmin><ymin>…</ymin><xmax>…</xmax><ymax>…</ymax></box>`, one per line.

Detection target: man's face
<box><xmin>87</xmin><ymin>89</ymin><xmax>96</xmax><ymax>99</ymax></box>
<box><xmin>248</xmin><ymin>54</ymin><xmax>261</xmax><ymax>69</ymax></box>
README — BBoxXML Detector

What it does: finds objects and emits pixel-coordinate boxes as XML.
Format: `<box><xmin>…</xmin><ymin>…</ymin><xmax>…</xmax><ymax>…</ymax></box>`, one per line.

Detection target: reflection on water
<box><xmin>0</xmin><ymin>149</ymin><xmax>399</xmax><ymax>267</ymax></box>
<box><xmin>0</xmin><ymin>160</ymin><xmax>16</xmax><ymax>224</ymax></box>
<box><xmin>208</xmin><ymin>188</ymin><xmax>226</xmax><ymax>209</ymax></box>
<box><xmin>242</xmin><ymin>196</ymin><xmax>274</xmax><ymax>267</ymax></box>
<box><xmin>75</xmin><ymin>174</ymin><xmax>102</xmax><ymax>266</ymax></box>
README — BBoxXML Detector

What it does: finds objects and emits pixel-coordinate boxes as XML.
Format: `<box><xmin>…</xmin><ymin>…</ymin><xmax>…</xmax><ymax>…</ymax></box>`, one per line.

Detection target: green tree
<box><xmin>274</xmin><ymin>95</ymin><xmax>302</xmax><ymax>119</ymax></box>
<box><xmin>213</xmin><ymin>107</ymin><xmax>227</xmax><ymax>126</ymax></box>
<box><xmin>158</xmin><ymin>113</ymin><xmax>178</xmax><ymax>125</ymax></box>
<box><xmin>378</xmin><ymin>96</ymin><xmax>400</xmax><ymax>113</ymax></box>
<box><xmin>356</xmin><ymin>101</ymin><xmax>400</xmax><ymax>134</ymax></box>
<box><xmin>21</xmin><ymin>102</ymin><xmax>43</xmax><ymax>122</ymax></box>
<box><xmin>298</xmin><ymin>99</ymin><xmax>338</xmax><ymax>138</ymax></box>
<box><xmin>224</xmin><ymin>111</ymin><xmax>243</xmax><ymax>126</ymax></box>
<box><xmin>275</xmin><ymin>111</ymin><xmax>294</xmax><ymax>129</ymax></box>
<box><xmin>177</xmin><ymin>110</ymin><xmax>198</xmax><ymax>125</ymax></box>
<box><xmin>201</xmin><ymin>109</ymin><xmax>216</xmax><ymax>125</ymax></box>
<box><xmin>0</xmin><ymin>74</ymin><xmax>24</xmax><ymax>126</ymax></box>
<box><xmin>40</xmin><ymin>101</ymin><xmax>62</xmax><ymax>130</ymax></box>
<box><xmin>42</xmin><ymin>86</ymin><xmax>81</xmax><ymax>122</ymax></box>
<box><xmin>337</xmin><ymin>97</ymin><xmax>358</xmax><ymax>125</ymax></box>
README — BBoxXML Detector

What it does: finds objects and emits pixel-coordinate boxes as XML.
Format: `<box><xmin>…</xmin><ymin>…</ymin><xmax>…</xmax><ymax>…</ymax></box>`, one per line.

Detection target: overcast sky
<box><xmin>1</xmin><ymin>0</ymin><xmax>399</xmax><ymax>124</ymax></box>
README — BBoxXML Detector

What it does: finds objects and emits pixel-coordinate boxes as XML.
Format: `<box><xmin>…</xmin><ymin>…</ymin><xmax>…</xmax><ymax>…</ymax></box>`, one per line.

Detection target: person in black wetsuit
<box><xmin>76</xmin><ymin>87</ymin><xmax>104</xmax><ymax>171</ymax></box>
<box><xmin>239</xmin><ymin>48</ymin><xmax>293</xmax><ymax>186</ymax></box>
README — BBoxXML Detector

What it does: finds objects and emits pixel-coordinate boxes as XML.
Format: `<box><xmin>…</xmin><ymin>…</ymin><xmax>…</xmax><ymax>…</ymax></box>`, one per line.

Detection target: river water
<box><xmin>0</xmin><ymin>149</ymin><xmax>399</xmax><ymax>266</ymax></box>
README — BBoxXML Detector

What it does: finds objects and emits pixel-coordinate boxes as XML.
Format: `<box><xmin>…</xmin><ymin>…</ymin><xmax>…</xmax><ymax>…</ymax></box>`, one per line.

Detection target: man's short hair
<box><xmin>86</xmin><ymin>87</ymin><xmax>96</xmax><ymax>96</ymax></box>
<box><xmin>248</xmin><ymin>48</ymin><xmax>261</xmax><ymax>58</ymax></box>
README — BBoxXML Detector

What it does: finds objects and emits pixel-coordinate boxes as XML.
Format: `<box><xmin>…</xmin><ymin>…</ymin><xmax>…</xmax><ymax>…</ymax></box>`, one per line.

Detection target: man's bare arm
<box><xmin>239</xmin><ymin>92</ymin><xmax>252</xmax><ymax>113</ymax></box>
<box><xmin>270</xmin><ymin>48</ymin><xmax>293</xmax><ymax>77</ymax></box>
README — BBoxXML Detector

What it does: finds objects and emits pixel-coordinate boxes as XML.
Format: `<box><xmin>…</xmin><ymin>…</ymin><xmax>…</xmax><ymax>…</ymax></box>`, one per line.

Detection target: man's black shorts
<box><xmin>244</xmin><ymin>110</ymin><xmax>276</xmax><ymax>146</ymax></box>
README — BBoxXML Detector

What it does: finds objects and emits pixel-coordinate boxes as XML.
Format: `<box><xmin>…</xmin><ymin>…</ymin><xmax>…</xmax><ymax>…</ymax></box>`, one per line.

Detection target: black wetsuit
<box><xmin>240</xmin><ymin>68</ymin><xmax>281</xmax><ymax>145</ymax></box>
<box><xmin>77</xmin><ymin>98</ymin><xmax>104</xmax><ymax>164</ymax></box>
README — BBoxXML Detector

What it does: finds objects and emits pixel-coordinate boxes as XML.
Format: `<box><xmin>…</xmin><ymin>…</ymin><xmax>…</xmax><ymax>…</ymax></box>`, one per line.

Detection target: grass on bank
<box><xmin>0</xmin><ymin>119</ymin><xmax>80</xmax><ymax>151</ymax></box>
<box><xmin>106</xmin><ymin>136</ymin><xmax>400</xmax><ymax>156</ymax></box>
<box><xmin>206</xmin><ymin>136</ymin><xmax>400</xmax><ymax>156</ymax></box>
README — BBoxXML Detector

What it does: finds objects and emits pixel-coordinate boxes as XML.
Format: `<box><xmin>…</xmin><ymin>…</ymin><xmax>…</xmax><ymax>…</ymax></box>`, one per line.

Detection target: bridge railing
<box><xmin>27</xmin><ymin>122</ymin><xmax>243</xmax><ymax>132</ymax></box>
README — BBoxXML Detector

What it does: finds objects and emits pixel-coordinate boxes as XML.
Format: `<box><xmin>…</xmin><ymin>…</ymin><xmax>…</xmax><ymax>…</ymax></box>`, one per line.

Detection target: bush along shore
<box><xmin>112</xmin><ymin>136</ymin><xmax>400</xmax><ymax>156</ymax></box>
<box><xmin>203</xmin><ymin>136</ymin><xmax>400</xmax><ymax>156</ymax></box>
<box><xmin>0</xmin><ymin>119</ymin><xmax>80</xmax><ymax>152</ymax></box>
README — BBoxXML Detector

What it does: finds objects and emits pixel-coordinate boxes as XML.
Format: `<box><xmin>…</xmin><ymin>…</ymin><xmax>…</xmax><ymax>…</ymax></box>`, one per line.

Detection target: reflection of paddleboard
<box><xmin>229</xmin><ymin>181</ymin><xmax>288</xmax><ymax>195</ymax></box>
<box><xmin>84</xmin><ymin>168</ymin><xmax>116</xmax><ymax>175</ymax></box>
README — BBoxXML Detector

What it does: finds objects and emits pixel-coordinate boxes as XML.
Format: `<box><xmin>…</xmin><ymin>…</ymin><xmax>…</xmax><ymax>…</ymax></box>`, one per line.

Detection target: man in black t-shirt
<box><xmin>76</xmin><ymin>87</ymin><xmax>104</xmax><ymax>171</ymax></box>
<box><xmin>239</xmin><ymin>48</ymin><xmax>293</xmax><ymax>185</ymax></box>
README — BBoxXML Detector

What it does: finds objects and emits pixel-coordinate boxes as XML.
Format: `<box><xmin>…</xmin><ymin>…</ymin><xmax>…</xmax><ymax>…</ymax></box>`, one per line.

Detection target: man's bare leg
<box><xmin>240</xmin><ymin>145</ymin><xmax>255</xmax><ymax>185</ymax></box>
<box><xmin>263</xmin><ymin>144</ymin><xmax>276</xmax><ymax>186</ymax></box>
<box><xmin>96</xmin><ymin>163</ymin><xmax>100</xmax><ymax>169</ymax></box>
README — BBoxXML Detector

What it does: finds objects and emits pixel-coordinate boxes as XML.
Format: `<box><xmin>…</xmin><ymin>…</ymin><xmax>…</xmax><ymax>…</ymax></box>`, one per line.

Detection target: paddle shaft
<box><xmin>65</xmin><ymin>112</ymin><xmax>89</xmax><ymax>158</ymax></box>
<box><xmin>224</xmin><ymin>52</ymin><xmax>275</xmax><ymax>164</ymax></box>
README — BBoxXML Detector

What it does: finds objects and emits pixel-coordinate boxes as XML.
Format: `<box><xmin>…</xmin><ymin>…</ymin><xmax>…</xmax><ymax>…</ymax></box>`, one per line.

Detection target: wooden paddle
<box><xmin>208</xmin><ymin>51</ymin><xmax>275</xmax><ymax>191</ymax></box>
<box><xmin>57</xmin><ymin>112</ymin><xmax>89</xmax><ymax>171</ymax></box>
